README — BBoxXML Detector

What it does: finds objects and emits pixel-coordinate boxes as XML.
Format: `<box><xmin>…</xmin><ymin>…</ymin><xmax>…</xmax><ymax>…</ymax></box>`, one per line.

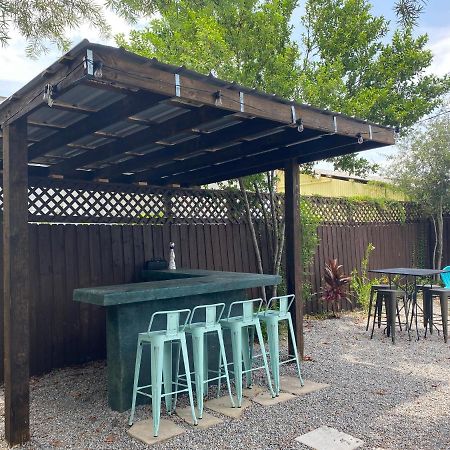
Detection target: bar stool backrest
<box><xmin>189</xmin><ymin>303</ymin><xmax>226</xmax><ymax>329</ymax></box>
<box><xmin>147</xmin><ymin>309</ymin><xmax>191</xmax><ymax>337</ymax></box>
<box><xmin>266</xmin><ymin>295</ymin><xmax>295</xmax><ymax>318</ymax></box>
<box><xmin>441</xmin><ymin>266</ymin><xmax>450</xmax><ymax>288</ymax></box>
<box><xmin>225</xmin><ymin>298</ymin><xmax>262</xmax><ymax>324</ymax></box>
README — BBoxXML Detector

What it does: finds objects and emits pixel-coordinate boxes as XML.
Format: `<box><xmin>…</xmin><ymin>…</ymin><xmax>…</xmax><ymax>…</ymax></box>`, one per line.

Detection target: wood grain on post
<box><xmin>3</xmin><ymin>118</ymin><xmax>30</xmax><ymax>445</ymax></box>
<box><xmin>284</xmin><ymin>159</ymin><xmax>304</xmax><ymax>358</ymax></box>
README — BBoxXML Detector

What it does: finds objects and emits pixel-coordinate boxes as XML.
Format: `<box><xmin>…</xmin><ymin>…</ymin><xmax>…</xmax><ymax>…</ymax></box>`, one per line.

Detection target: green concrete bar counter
<box><xmin>74</xmin><ymin>269</ymin><xmax>280</xmax><ymax>411</ymax></box>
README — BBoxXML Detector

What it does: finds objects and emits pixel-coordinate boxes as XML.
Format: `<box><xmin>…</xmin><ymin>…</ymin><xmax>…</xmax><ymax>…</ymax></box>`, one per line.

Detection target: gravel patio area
<box><xmin>1</xmin><ymin>311</ymin><xmax>449</xmax><ymax>449</ymax></box>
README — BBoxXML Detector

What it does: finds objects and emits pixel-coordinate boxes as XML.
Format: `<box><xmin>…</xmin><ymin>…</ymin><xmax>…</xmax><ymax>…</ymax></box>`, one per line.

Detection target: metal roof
<box><xmin>0</xmin><ymin>40</ymin><xmax>395</xmax><ymax>187</ymax></box>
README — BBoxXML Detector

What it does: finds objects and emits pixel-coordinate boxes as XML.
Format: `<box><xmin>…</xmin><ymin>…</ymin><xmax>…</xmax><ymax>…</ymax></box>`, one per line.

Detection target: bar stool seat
<box><xmin>220</xmin><ymin>299</ymin><xmax>274</xmax><ymax>407</ymax></box>
<box><xmin>258</xmin><ymin>295</ymin><xmax>303</xmax><ymax>396</ymax></box>
<box><xmin>181</xmin><ymin>303</ymin><xmax>235</xmax><ymax>419</ymax></box>
<box><xmin>429</xmin><ymin>288</ymin><xmax>450</xmax><ymax>343</ymax></box>
<box><xmin>129</xmin><ymin>309</ymin><xmax>197</xmax><ymax>437</ymax></box>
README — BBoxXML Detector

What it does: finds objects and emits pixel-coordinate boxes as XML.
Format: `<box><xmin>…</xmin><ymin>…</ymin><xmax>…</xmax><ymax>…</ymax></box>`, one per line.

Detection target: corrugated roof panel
<box><xmin>158</xmin><ymin>132</ymin><xmax>198</xmax><ymax>145</ymax></box>
<box><xmin>56</xmin><ymin>84</ymin><xmax>126</xmax><ymax>110</ymax></box>
<box><xmin>45</xmin><ymin>145</ymin><xmax>86</xmax><ymax>158</ymax></box>
<box><xmin>131</xmin><ymin>103</ymin><xmax>189</xmax><ymax>123</ymax></box>
<box><xmin>129</xmin><ymin>144</ymin><xmax>164</xmax><ymax>155</ymax></box>
<box><xmin>71</xmin><ymin>134</ymin><xmax>115</xmax><ymax>148</ymax></box>
<box><xmin>28</xmin><ymin>107</ymin><xmax>88</xmax><ymax>127</ymax></box>
<box><xmin>99</xmin><ymin>120</ymin><xmax>148</xmax><ymax>137</ymax></box>
<box><xmin>27</xmin><ymin>125</ymin><xmax>57</xmax><ymax>141</ymax></box>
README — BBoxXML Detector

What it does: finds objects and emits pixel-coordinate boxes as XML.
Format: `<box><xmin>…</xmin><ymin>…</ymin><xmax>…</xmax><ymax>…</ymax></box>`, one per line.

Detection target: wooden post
<box><xmin>3</xmin><ymin>118</ymin><xmax>30</xmax><ymax>445</ymax></box>
<box><xmin>284</xmin><ymin>159</ymin><xmax>304</xmax><ymax>358</ymax></box>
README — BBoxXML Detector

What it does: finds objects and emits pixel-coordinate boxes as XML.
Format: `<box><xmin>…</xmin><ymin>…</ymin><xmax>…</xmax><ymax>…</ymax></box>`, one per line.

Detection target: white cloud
<box><xmin>427</xmin><ymin>31</ymin><xmax>450</xmax><ymax>77</ymax></box>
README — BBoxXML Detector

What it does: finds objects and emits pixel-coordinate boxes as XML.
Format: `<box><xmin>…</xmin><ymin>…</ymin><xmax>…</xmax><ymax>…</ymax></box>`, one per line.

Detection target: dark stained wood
<box><xmin>28</xmin><ymin>91</ymin><xmax>166</xmax><ymax>161</ymax></box>
<box><xmin>51</xmin><ymin>225</ymin><xmax>66</xmax><ymax>368</ymax></box>
<box><xmin>179</xmin><ymin>225</ymin><xmax>190</xmax><ymax>269</ymax></box>
<box><xmin>111</xmin><ymin>226</ymin><xmax>125</xmax><ymax>283</ymax></box>
<box><xmin>51</xmin><ymin>106</ymin><xmax>231</xmax><ymax>177</ymax></box>
<box><xmin>284</xmin><ymin>160</ymin><xmax>304</xmax><ymax>358</ymax></box>
<box><xmin>3</xmin><ymin>118</ymin><xmax>30</xmax><ymax>445</ymax></box>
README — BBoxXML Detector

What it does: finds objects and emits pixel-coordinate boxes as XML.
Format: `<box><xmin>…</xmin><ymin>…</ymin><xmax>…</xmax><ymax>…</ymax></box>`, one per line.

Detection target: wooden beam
<box><xmin>28</xmin><ymin>91</ymin><xmax>166</xmax><ymax>161</ymax></box>
<box><xmin>99</xmin><ymin>117</ymin><xmax>276</xmax><ymax>182</ymax></box>
<box><xmin>3</xmin><ymin>118</ymin><xmax>30</xmax><ymax>445</ymax></box>
<box><xmin>50</xmin><ymin>106</ymin><xmax>231</xmax><ymax>177</ymax></box>
<box><xmin>284</xmin><ymin>160</ymin><xmax>304</xmax><ymax>358</ymax></box>
<box><xmin>170</xmin><ymin>133</ymin><xmax>347</xmax><ymax>185</ymax></box>
<box><xmin>91</xmin><ymin>44</ymin><xmax>394</xmax><ymax>145</ymax></box>
<box><xmin>137</xmin><ymin>127</ymin><xmax>301</xmax><ymax>182</ymax></box>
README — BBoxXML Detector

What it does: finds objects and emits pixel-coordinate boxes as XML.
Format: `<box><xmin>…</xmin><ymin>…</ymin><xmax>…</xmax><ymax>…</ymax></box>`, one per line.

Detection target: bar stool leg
<box><xmin>377</xmin><ymin>292</ymin><xmax>383</xmax><ymax>328</ymax></box>
<box><xmin>192</xmin><ymin>331</ymin><xmax>205</xmax><ymax>419</ymax></box>
<box><xmin>180</xmin><ymin>334</ymin><xmax>198</xmax><ymax>426</ymax></box>
<box><xmin>254</xmin><ymin>320</ymin><xmax>275</xmax><ymax>398</ymax></box>
<box><xmin>439</xmin><ymin>293</ymin><xmax>448</xmax><ymax>343</ymax></box>
<box><xmin>370</xmin><ymin>294</ymin><xmax>381</xmax><ymax>339</ymax></box>
<box><xmin>151</xmin><ymin>341</ymin><xmax>164</xmax><ymax>437</ymax></box>
<box><xmin>366</xmin><ymin>286</ymin><xmax>376</xmax><ymax>331</ymax></box>
<box><xmin>241</xmin><ymin>326</ymin><xmax>253</xmax><ymax>389</ymax></box>
<box><xmin>287</xmin><ymin>314</ymin><xmax>304</xmax><ymax>386</ymax></box>
<box><xmin>163</xmin><ymin>341</ymin><xmax>173</xmax><ymax>414</ymax></box>
<box><xmin>429</xmin><ymin>293</ymin><xmax>434</xmax><ymax>334</ymax></box>
<box><xmin>388</xmin><ymin>293</ymin><xmax>396</xmax><ymax>344</ymax></box>
<box><xmin>266</xmin><ymin>319</ymin><xmax>280</xmax><ymax>395</ymax></box>
<box><xmin>129</xmin><ymin>339</ymin><xmax>143</xmax><ymax>426</ymax></box>
<box><xmin>217</xmin><ymin>329</ymin><xmax>235</xmax><ymax>408</ymax></box>
<box><xmin>230</xmin><ymin>326</ymin><xmax>244</xmax><ymax>407</ymax></box>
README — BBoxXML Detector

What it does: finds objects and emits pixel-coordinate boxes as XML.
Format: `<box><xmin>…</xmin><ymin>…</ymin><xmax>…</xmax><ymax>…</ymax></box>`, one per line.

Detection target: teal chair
<box><xmin>258</xmin><ymin>295</ymin><xmax>304</xmax><ymax>395</ymax></box>
<box><xmin>128</xmin><ymin>309</ymin><xmax>197</xmax><ymax>437</ymax></box>
<box><xmin>220</xmin><ymin>299</ymin><xmax>275</xmax><ymax>407</ymax></box>
<box><xmin>180</xmin><ymin>303</ymin><xmax>235</xmax><ymax>419</ymax></box>
<box><xmin>441</xmin><ymin>266</ymin><xmax>450</xmax><ymax>288</ymax></box>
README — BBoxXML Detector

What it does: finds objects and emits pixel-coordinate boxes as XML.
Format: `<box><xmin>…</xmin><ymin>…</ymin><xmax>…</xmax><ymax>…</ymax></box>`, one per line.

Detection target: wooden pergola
<box><xmin>0</xmin><ymin>40</ymin><xmax>394</xmax><ymax>445</ymax></box>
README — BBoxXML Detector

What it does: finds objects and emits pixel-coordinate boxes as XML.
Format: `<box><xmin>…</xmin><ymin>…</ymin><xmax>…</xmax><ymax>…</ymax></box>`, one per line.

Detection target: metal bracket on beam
<box><xmin>333</xmin><ymin>116</ymin><xmax>338</xmax><ymax>133</ymax></box>
<box><xmin>291</xmin><ymin>105</ymin><xmax>297</xmax><ymax>123</ymax></box>
<box><xmin>368</xmin><ymin>124</ymin><xmax>373</xmax><ymax>140</ymax></box>
<box><xmin>175</xmin><ymin>74</ymin><xmax>181</xmax><ymax>97</ymax></box>
<box><xmin>43</xmin><ymin>84</ymin><xmax>56</xmax><ymax>107</ymax></box>
<box><xmin>239</xmin><ymin>92</ymin><xmax>245</xmax><ymax>112</ymax></box>
<box><xmin>84</xmin><ymin>49</ymin><xmax>94</xmax><ymax>76</ymax></box>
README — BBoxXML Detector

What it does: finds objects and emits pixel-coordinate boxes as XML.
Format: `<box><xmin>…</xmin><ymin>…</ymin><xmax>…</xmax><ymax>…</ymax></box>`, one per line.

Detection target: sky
<box><xmin>0</xmin><ymin>1</ymin><xmax>449</xmax><ymax>172</ymax></box>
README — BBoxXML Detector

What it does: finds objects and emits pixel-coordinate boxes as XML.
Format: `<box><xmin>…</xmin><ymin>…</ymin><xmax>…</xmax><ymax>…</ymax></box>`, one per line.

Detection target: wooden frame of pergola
<box><xmin>0</xmin><ymin>39</ymin><xmax>394</xmax><ymax>445</ymax></box>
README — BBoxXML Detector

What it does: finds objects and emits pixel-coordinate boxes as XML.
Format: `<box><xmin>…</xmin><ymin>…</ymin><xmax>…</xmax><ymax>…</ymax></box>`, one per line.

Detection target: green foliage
<box><xmin>350</xmin><ymin>242</ymin><xmax>379</xmax><ymax>310</ymax></box>
<box><xmin>117</xmin><ymin>0</ymin><xmax>449</xmax><ymax>177</ymax></box>
<box><xmin>299</xmin><ymin>0</ymin><xmax>449</xmax><ymax>128</ymax></box>
<box><xmin>300</xmin><ymin>198</ymin><xmax>321</xmax><ymax>269</ymax></box>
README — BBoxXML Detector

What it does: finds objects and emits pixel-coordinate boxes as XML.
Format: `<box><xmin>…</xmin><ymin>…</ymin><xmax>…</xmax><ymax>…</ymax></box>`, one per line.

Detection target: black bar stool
<box><xmin>370</xmin><ymin>289</ymin><xmax>406</xmax><ymax>344</ymax></box>
<box><xmin>428</xmin><ymin>288</ymin><xmax>450</xmax><ymax>343</ymax></box>
<box><xmin>365</xmin><ymin>284</ymin><xmax>390</xmax><ymax>331</ymax></box>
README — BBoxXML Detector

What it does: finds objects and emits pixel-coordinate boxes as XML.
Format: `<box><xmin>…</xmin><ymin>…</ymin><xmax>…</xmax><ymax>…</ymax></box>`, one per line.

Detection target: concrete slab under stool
<box><xmin>128</xmin><ymin>418</ymin><xmax>184</xmax><ymax>445</ymax></box>
<box><xmin>252</xmin><ymin>391</ymin><xmax>296</xmax><ymax>406</ymax></box>
<box><xmin>204</xmin><ymin>396</ymin><xmax>251</xmax><ymax>418</ymax></box>
<box><xmin>280</xmin><ymin>376</ymin><xmax>329</xmax><ymax>395</ymax></box>
<box><xmin>176</xmin><ymin>407</ymin><xmax>223</xmax><ymax>429</ymax></box>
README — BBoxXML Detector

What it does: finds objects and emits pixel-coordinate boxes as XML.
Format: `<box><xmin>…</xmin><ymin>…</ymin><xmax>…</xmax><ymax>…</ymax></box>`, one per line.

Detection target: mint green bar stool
<box><xmin>220</xmin><ymin>299</ymin><xmax>275</xmax><ymax>407</ymax></box>
<box><xmin>181</xmin><ymin>303</ymin><xmax>235</xmax><ymax>418</ymax></box>
<box><xmin>259</xmin><ymin>295</ymin><xmax>304</xmax><ymax>396</ymax></box>
<box><xmin>128</xmin><ymin>309</ymin><xmax>197</xmax><ymax>437</ymax></box>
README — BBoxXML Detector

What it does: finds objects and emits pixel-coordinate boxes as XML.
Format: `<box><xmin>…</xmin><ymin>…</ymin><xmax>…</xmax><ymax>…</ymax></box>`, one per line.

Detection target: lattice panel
<box><xmin>0</xmin><ymin>178</ymin><xmax>433</xmax><ymax>225</ymax></box>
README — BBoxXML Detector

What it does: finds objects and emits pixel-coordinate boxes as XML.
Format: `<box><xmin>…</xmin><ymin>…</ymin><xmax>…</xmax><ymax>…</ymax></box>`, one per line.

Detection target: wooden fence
<box><xmin>0</xmin><ymin>216</ymin><xmax>443</xmax><ymax>380</ymax></box>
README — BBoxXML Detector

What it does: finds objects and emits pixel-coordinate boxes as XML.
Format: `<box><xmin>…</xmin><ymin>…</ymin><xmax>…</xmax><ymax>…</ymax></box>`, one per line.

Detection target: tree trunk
<box><xmin>432</xmin><ymin>216</ymin><xmax>437</xmax><ymax>270</ymax></box>
<box><xmin>436</xmin><ymin>197</ymin><xmax>444</xmax><ymax>271</ymax></box>
<box><xmin>239</xmin><ymin>178</ymin><xmax>266</xmax><ymax>303</ymax></box>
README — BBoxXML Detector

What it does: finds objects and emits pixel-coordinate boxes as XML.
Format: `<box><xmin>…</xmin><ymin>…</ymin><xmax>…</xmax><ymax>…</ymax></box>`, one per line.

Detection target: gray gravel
<box><xmin>1</xmin><ymin>311</ymin><xmax>450</xmax><ymax>449</ymax></box>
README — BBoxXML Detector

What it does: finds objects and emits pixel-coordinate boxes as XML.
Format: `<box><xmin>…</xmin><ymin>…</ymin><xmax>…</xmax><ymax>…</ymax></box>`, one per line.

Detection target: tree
<box><xmin>388</xmin><ymin>109</ymin><xmax>450</xmax><ymax>270</ymax></box>
<box><xmin>0</xmin><ymin>0</ymin><xmax>167</xmax><ymax>56</ymax></box>
<box><xmin>118</xmin><ymin>0</ymin><xmax>450</xmax><ymax>176</ymax></box>
<box><xmin>394</xmin><ymin>0</ymin><xmax>427</xmax><ymax>28</ymax></box>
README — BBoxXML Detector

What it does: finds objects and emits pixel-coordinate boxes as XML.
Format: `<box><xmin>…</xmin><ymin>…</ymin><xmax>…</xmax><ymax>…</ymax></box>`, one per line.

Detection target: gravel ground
<box><xmin>1</xmin><ymin>311</ymin><xmax>450</xmax><ymax>450</ymax></box>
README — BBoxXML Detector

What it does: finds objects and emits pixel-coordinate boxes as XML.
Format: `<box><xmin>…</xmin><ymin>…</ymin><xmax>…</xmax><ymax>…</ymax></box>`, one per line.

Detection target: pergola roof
<box><xmin>0</xmin><ymin>40</ymin><xmax>394</xmax><ymax>187</ymax></box>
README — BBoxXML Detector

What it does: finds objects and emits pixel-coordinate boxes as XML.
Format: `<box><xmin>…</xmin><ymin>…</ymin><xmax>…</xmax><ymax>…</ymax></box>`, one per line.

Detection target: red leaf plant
<box><xmin>321</xmin><ymin>259</ymin><xmax>352</xmax><ymax>317</ymax></box>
